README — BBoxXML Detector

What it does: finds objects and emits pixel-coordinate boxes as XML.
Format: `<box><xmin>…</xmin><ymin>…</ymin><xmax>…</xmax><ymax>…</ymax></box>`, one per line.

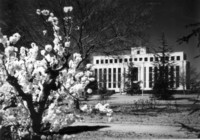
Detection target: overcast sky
<box><xmin>147</xmin><ymin>0</ymin><xmax>200</xmax><ymax>71</ymax></box>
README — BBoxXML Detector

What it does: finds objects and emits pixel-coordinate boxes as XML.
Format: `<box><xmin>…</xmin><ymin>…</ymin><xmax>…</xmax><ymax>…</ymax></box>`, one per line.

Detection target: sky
<box><xmin>147</xmin><ymin>0</ymin><xmax>200</xmax><ymax>71</ymax></box>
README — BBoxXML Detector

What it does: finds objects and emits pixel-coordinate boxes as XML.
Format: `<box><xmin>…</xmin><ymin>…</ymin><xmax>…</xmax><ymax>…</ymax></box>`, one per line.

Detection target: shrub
<box><xmin>125</xmin><ymin>81</ymin><xmax>141</xmax><ymax>95</ymax></box>
<box><xmin>98</xmin><ymin>88</ymin><xmax>115</xmax><ymax>100</ymax></box>
<box><xmin>153</xmin><ymin>79</ymin><xmax>174</xmax><ymax>100</ymax></box>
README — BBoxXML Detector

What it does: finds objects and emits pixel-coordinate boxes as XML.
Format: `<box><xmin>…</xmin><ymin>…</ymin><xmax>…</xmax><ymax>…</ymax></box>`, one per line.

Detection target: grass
<box><xmin>77</xmin><ymin>93</ymin><xmax>200</xmax><ymax>139</ymax></box>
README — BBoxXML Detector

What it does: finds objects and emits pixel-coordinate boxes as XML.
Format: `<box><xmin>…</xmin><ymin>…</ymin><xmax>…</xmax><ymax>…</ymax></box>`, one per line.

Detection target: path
<box><xmin>72</xmin><ymin>121</ymin><xmax>195</xmax><ymax>138</ymax></box>
<box><xmin>89</xmin><ymin>93</ymin><xmax>200</xmax><ymax>105</ymax></box>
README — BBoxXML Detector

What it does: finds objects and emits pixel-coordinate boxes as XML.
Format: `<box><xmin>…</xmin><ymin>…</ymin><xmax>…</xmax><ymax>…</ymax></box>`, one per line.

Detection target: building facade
<box><xmin>93</xmin><ymin>47</ymin><xmax>190</xmax><ymax>92</ymax></box>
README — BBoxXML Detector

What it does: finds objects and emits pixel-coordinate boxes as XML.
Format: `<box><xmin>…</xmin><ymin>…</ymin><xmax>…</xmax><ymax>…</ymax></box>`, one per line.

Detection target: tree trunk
<box><xmin>75</xmin><ymin>99</ymin><xmax>80</xmax><ymax>110</ymax></box>
<box><xmin>32</xmin><ymin>135</ymin><xmax>41</xmax><ymax>140</ymax></box>
<box><xmin>30</xmin><ymin>114</ymin><xmax>43</xmax><ymax>140</ymax></box>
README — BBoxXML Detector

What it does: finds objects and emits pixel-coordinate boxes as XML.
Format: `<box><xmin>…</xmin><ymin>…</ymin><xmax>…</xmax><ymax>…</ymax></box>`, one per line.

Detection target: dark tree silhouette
<box><xmin>152</xmin><ymin>33</ymin><xmax>175</xmax><ymax>99</ymax></box>
<box><xmin>124</xmin><ymin>62</ymin><xmax>141</xmax><ymax>95</ymax></box>
<box><xmin>177</xmin><ymin>23</ymin><xmax>200</xmax><ymax>57</ymax></box>
<box><xmin>177</xmin><ymin>22</ymin><xmax>200</xmax><ymax>139</ymax></box>
<box><xmin>0</xmin><ymin>0</ymin><xmax>154</xmax><ymax>60</ymax></box>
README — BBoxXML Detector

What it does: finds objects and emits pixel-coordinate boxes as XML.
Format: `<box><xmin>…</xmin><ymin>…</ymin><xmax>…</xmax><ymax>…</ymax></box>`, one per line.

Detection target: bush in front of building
<box><xmin>98</xmin><ymin>88</ymin><xmax>115</xmax><ymax>100</ymax></box>
<box><xmin>124</xmin><ymin>61</ymin><xmax>142</xmax><ymax>95</ymax></box>
<box><xmin>125</xmin><ymin>81</ymin><xmax>142</xmax><ymax>95</ymax></box>
<box><xmin>152</xmin><ymin>79</ymin><xmax>174</xmax><ymax>100</ymax></box>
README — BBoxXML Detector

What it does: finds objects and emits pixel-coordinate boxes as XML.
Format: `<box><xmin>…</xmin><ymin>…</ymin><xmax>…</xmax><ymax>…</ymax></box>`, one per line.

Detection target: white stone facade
<box><xmin>93</xmin><ymin>47</ymin><xmax>190</xmax><ymax>92</ymax></box>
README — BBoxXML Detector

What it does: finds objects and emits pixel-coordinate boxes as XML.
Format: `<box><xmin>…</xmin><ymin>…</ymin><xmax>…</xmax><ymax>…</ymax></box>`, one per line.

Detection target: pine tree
<box><xmin>152</xmin><ymin>33</ymin><xmax>175</xmax><ymax>99</ymax></box>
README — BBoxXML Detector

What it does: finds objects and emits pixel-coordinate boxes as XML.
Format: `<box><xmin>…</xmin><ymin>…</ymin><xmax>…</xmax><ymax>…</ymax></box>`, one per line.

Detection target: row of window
<box><xmin>95</xmin><ymin>56</ymin><xmax>182</xmax><ymax>64</ymax></box>
<box><xmin>95</xmin><ymin>66</ymin><xmax>180</xmax><ymax>89</ymax></box>
<box><xmin>144</xmin><ymin>66</ymin><xmax>180</xmax><ymax>88</ymax></box>
<box><xmin>95</xmin><ymin>68</ymin><xmax>123</xmax><ymax>88</ymax></box>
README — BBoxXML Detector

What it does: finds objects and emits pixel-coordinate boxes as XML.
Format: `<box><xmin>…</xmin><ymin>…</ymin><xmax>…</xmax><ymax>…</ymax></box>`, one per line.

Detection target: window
<box><xmin>170</xmin><ymin>66</ymin><xmax>174</xmax><ymax>88</ymax></box>
<box><xmin>101</xmin><ymin>59</ymin><xmax>104</xmax><ymax>64</ymax></box>
<box><xmin>132</xmin><ymin>68</ymin><xmax>138</xmax><ymax>81</ymax></box>
<box><xmin>96</xmin><ymin>60</ymin><xmax>99</xmax><ymax>64</ymax></box>
<box><xmin>165</xmin><ymin>57</ymin><xmax>169</xmax><ymax>61</ymax></box>
<box><xmin>150</xmin><ymin>57</ymin><xmax>153</xmax><ymax>62</ymax></box>
<box><xmin>144</xmin><ymin>57</ymin><xmax>148</xmax><ymax>61</ymax></box>
<box><xmin>118</xmin><ymin>68</ymin><xmax>121</xmax><ymax>88</ymax></box>
<box><xmin>114</xmin><ymin>59</ymin><xmax>117</xmax><ymax>63</ymax></box>
<box><xmin>139</xmin><ymin>58</ymin><xmax>143</xmax><ymax>61</ymax></box>
<box><xmin>95</xmin><ymin>69</ymin><xmax>98</xmax><ymax>80</ymax></box>
<box><xmin>137</xmin><ymin>50</ymin><xmax>140</xmax><ymax>54</ymax></box>
<box><xmin>105</xmin><ymin>59</ymin><xmax>108</xmax><ymax>63</ymax></box>
<box><xmin>124</xmin><ymin>58</ymin><xmax>128</xmax><ymax>62</ymax></box>
<box><xmin>149</xmin><ymin>67</ymin><xmax>153</xmax><ymax>88</ymax></box>
<box><xmin>110</xmin><ymin>59</ymin><xmax>113</xmax><ymax>63</ymax></box>
<box><xmin>108</xmin><ymin>68</ymin><xmax>112</xmax><ymax>88</ymax></box>
<box><xmin>113</xmin><ymin>68</ymin><xmax>116</xmax><ymax>88</ymax></box>
<box><xmin>177</xmin><ymin>56</ymin><xmax>180</xmax><ymax>60</ymax></box>
<box><xmin>154</xmin><ymin>67</ymin><xmax>158</xmax><ymax>83</ymax></box>
<box><xmin>171</xmin><ymin>56</ymin><xmax>174</xmax><ymax>61</ymax></box>
<box><xmin>99</xmin><ymin>69</ymin><xmax>102</xmax><ymax>88</ymax></box>
<box><xmin>134</xmin><ymin>58</ymin><xmax>137</xmax><ymax>61</ymax></box>
<box><xmin>176</xmin><ymin>66</ymin><xmax>179</xmax><ymax>87</ymax></box>
<box><xmin>155</xmin><ymin>57</ymin><xmax>158</xmax><ymax>61</ymax></box>
<box><xmin>119</xmin><ymin>59</ymin><xmax>123</xmax><ymax>63</ymax></box>
<box><xmin>103</xmin><ymin>69</ymin><xmax>107</xmax><ymax>88</ymax></box>
<box><xmin>129</xmin><ymin>58</ymin><xmax>132</xmax><ymax>62</ymax></box>
<box><xmin>184</xmin><ymin>54</ymin><xmax>187</xmax><ymax>60</ymax></box>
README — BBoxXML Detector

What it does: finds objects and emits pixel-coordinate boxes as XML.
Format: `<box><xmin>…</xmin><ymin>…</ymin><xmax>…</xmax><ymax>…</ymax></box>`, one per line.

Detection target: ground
<box><xmin>70</xmin><ymin>93</ymin><xmax>200</xmax><ymax>139</ymax></box>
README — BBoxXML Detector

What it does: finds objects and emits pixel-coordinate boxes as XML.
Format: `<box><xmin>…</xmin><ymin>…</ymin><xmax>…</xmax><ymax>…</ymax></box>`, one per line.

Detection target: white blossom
<box><xmin>53</xmin><ymin>38</ymin><xmax>59</xmax><ymax>45</ymax></box>
<box><xmin>36</xmin><ymin>9</ymin><xmax>41</xmax><ymax>15</ymax></box>
<box><xmin>75</xmin><ymin>72</ymin><xmax>84</xmax><ymax>80</ymax></box>
<box><xmin>63</xmin><ymin>6</ymin><xmax>73</xmax><ymax>13</ymax></box>
<box><xmin>47</xmin><ymin>16</ymin><xmax>54</xmax><ymax>22</ymax></box>
<box><xmin>7</xmin><ymin>115</ymin><xmax>16</xmax><ymax>122</ymax></box>
<box><xmin>40</xmin><ymin>50</ymin><xmax>46</xmax><ymax>56</ymax></box>
<box><xmin>80</xmin><ymin>104</ymin><xmax>88</xmax><ymax>112</ymax></box>
<box><xmin>0</xmin><ymin>35</ymin><xmax>8</xmax><ymax>46</ymax></box>
<box><xmin>43</xmin><ymin>30</ymin><xmax>47</xmax><ymax>35</ymax></box>
<box><xmin>52</xmin><ymin>17</ymin><xmax>59</xmax><ymax>25</ymax></box>
<box><xmin>50</xmin><ymin>12</ymin><xmax>54</xmax><ymax>17</ymax></box>
<box><xmin>41</xmin><ymin>9</ymin><xmax>50</xmax><ymax>16</ymax></box>
<box><xmin>9</xmin><ymin>33</ymin><xmax>21</xmax><ymax>44</ymax></box>
<box><xmin>81</xmin><ymin>76</ymin><xmax>87</xmax><ymax>82</ymax></box>
<box><xmin>45</xmin><ymin>44</ymin><xmax>52</xmax><ymax>52</ymax></box>
<box><xmin>5</xmin><ymin>46</ymin><xmax>15</xmax><ymax>57</ymax></box>
<box><xmin>64</xmin><ymin>41</ymin><xmax>70</xmax><ymax>48</ymax></box>
<box><xmin>0</xmin><ymin>7</ymin><xmax>107</xmax><ymax>135</ymax></box>
<box><xmin>85</xmin><ymin>71</ymin><xmax>93</xmax><ymax>77</ymax></box>
<box><xmin>86</xmin><ymin>64</ymin><xmax>92</xmax><ymax>70</ymax></box>
<box><xmin>54</xmin><ymin>26</ymin><xmax>60</xmax><ymax>31</ymax></box>
<box><xmin>87</xmin><ymin>88</ymin><xmax>92</xmax><ymax>94</ymax></box>
<box><xmin>89</xmin><ymin>77</ymin><xmax>95</xmax><ymax>82</ymax></box>
<box><xmin>62</xmin><ymin>134</ymin><xmax>72</xmax><ymax>140</ymax></box>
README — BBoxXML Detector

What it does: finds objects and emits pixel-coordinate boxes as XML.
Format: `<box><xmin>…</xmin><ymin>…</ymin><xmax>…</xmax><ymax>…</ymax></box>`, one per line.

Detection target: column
<box><xmin>146</xmin><ymin>66</ymin><xmax>149</xmax><ymax>89</ymax></box>
<box><xmin>116</xmin><ymin>67</ymin><xmax>118</xmax><ymax>91</ymax></box>
<box><xmin>140</xmin><ymin>64</ymin><xmax>144</xmax><ymax>90</ymax></box>
<box><xmin>121</xmin><ymin>67</ymin><xmax>125</xmax><ymax>91</ymax></box>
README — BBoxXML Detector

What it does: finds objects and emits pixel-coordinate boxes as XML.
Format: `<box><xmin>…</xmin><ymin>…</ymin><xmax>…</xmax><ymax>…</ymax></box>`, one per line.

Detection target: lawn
<box><xmin>71</xmin><ymin>93</ymin><xmax>200</xmax><ymax>139</ymax></box>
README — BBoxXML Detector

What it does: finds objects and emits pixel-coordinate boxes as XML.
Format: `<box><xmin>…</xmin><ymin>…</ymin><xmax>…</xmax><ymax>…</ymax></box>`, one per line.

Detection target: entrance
<box><xmin>132</xmin><ymin>67</ymin><xmax>138</xmax><ymax>81</ymax></box>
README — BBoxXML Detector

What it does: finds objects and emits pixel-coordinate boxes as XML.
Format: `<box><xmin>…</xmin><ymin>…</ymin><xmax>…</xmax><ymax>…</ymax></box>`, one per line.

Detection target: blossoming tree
<box><xmin>0</xmin><ymin>6</ymin><xmax>112</xmax><ymax>140</ymax></box>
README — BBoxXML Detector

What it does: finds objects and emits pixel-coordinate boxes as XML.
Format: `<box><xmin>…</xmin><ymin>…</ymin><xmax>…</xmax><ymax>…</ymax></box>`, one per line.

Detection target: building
<box><xmin>93</xmin><ymin>47</ymin><xmax>190</xmax><ymax>92</ymax></box>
